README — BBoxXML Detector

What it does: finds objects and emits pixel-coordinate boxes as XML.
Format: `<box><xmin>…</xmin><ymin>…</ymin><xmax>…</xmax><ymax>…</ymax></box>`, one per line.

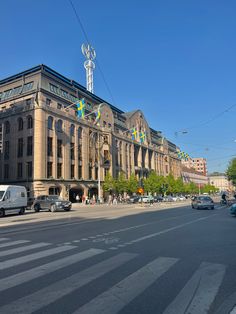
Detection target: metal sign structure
<box><xmin>81</xmin><ymin>44</ymin><xmax>96</xmax><ymax>94</ymax></box>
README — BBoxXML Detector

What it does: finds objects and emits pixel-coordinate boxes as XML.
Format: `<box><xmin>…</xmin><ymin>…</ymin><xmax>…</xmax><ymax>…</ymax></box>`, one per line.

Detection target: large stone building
<box><xmin>0</xmin><ymin>65</ymin><xmax>181</xmax><ymax>201</ymax></box>
<box><xmin>208</xmin><ymin>172</ymin><xmax>234</xmax><ymax>193</ymax></box>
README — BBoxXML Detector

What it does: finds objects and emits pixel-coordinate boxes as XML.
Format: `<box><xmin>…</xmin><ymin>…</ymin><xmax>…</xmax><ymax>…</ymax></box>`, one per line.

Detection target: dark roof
<box><xmin>0</xmin><ymin>64</ymin><xmax>124</xmax><ymax>114</ymax></box>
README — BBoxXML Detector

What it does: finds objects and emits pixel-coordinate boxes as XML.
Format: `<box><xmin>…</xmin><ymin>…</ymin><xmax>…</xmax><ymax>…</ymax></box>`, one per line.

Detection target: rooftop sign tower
<box><xmin>81</xmin><ymin>44</ymin><xmax>96</xmax><ymax>93</ymax></box>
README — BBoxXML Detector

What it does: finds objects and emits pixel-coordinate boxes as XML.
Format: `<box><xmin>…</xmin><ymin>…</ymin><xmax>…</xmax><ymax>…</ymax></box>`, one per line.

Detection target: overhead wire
<box><xmin>68</xmin><ymin>0</ymin><xmax>116</xmax><ymax>105</ymax></box>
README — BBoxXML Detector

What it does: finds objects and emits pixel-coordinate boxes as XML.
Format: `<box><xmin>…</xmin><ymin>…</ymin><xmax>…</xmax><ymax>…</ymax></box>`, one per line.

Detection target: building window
<box><xmin>17</xmin><ymin>138</ymin><xmax>24</xmax><ymax>157</ymax></box>
<box><xmin>89</xmin><ymin>161</ymin><xmax>93</xmax><ymax>180</ymax></box>
<box><xmin>47</xmin><ymin>137</ymin><xmax>53</xmax><ymax>156</ymax></box>
<box><xmin>18</xmin><ymin>118</ymin><xmax>24</xmax><ymax>131</ymax></box>
<box><xmin>95</xmin><ymin>166</ymin><xmax>98</xmax><ymax>180</ymax></box>
<box><xmin>57</xmin><ymin>139</ymin><xmax>62</xmax><ymax>158</ymax></box>
<box><xmin>17</xmin><ymin>162</ymin><xmax>23</xmax><ymax>178</ymax></box>
<box><xmin>70</xmin><ymin>143</ymin><xmax>75</xmax><ymax>160</ymax></box>
<box><xmin>47</xmin><ymin>162</ymin><xmax>53</xmax><ymax>178</ymax></box>
<box><xmin>26</xmin><ymin>161</ymin><xmax>33</xmax><ymax>178</ymax></box>
<box><xmin>57</xmin><ymin>103</ymin><xmax>62</xmax><ymax>110</ymax></box>
<box><xmin>4</xmin><ymin>164</ymin><xmax>9</xmax><ymax>179</ymax></box>
<box><xmin>46</xmin><ymin>98</ymin><xmax>51</xmax><ymax>106</ymax></box>
<box><xmin>78</xmin><ymin>127</ymin><xmax>82</xmax><ymax>139</ymax></box>
<box><xmin>56</xmin><ymin>120</ymin><xmax>63</xmax><ymax>133</ymax></box>
<box><xmin>27</xmin><ymin>136</ymin><xmax>33</xmax><ymax>156</ymax></box>
<box><xmin>48</xmin><ymin>116</ymin><xmax>53</xmax><ymax>130</ymax></box>
<box><xmin>5</xmin><ymin>121</ymin><xmax>10</xmax><ymax>134</ymax></box>
<box><xmin>78</xmin><ymin>165</ymin><xmax>82</xmax><ymax>179</ymax></box>
<box><xmin>70</xmin><ymin>124</ymin><xmax>75</xmax><ymax>137</ymax></box>
<box><xmin>71</xmin><ymin>164</ymin><xmax>75</xmax><ymax>179</ymax></box>
<box><xmin>27</xmin><ymin>116</ymin><xmax>33</xmax><ymax>129</ymax></box>
<box><xmin>4</xmin><ymin>141</ymin><xmax>9</xmax><ymax>160</ymax></box>
<box><xmin>57</xmin><ymin>163</ymin><xmax>62</xmax><ymax>178</ymax></box>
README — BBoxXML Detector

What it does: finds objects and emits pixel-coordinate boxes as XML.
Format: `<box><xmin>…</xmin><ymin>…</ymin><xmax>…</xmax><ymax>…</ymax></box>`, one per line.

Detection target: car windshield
<box><xmin>48</xmin><ymin>196</ymin><xmax>62</xmax><ymax>201</ymax></box>
<box><xmin>0</xmin><ymin>191</ymin><xmax>5</xmax><ymax>200</ymax></box>
<box><xmin>199</xmin><ymin>196</ymin><xmax>211</xmax><ymax>201</ymax></box>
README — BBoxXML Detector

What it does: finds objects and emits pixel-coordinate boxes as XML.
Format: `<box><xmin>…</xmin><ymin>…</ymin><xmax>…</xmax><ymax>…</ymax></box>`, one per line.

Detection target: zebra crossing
<box><xmin>0</xmin><ymin>237</ymin><xmax>228</xmax><ymax>313</ymax></box>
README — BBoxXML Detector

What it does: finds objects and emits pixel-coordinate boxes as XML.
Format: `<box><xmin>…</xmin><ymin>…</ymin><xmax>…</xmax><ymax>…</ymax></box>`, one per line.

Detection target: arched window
<box><xmin>70</xmin><ymin>124</ymin><xmax>75</xmax><ymax>137</ymax></box>
<box><xmin>27</xmin><ymin>115</ymin><xmax>33</xmax><ymax>129</ymax></box>
<box><xmin>48</xmin><ymin>116</ymin><xmax>53</xmax><ymax>130</ymax></box>
<box><xmin>18</xmin><ymin>118</ymin><xmax>24</xmax><ymax>131</ymax></box>
<box><xmin>5</xmin><ymin>121</ymin><xmax>10</xmax><ymax>134</ymax></box>
<box><xmin>78</xmin><ymin>127</ymin><xmax>82</xmax><ymax>139</ymax></box>
<box><xmin>57</xmin><ymin>119</ymin><xmax>63</xmax><ymax>133</ymax></box>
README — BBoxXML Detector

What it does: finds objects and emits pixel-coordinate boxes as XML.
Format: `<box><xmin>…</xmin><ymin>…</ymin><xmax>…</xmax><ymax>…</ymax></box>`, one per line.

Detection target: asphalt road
<box><xmin>0</xmin><ymin>202</ymin><xmax>236</xmax><ymax>314</ymax></box>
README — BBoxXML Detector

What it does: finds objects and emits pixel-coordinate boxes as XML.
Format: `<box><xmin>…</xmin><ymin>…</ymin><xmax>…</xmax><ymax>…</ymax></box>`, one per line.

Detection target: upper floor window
<box><xmin>48</xmin><ymin>116</ymin><xmax>53</xmax><ymax>130</ymax></box>
<box><xmin>57</xmin><ymin>103</ymin><xmax>62</xmax><ymax>110</ymax></box>
<box><xmin>78</xmin><ymin>127</ymin><xmax>82</xmax><ymax>139</ymax></box>
<box><xmin>5</xmin><ymin>121</ymin><xmax>10</xmax><ymax>134</ymax></box>
<box><xmin>57</xmin><ymin>120</ymin><xmax>63</xmax><ymax>133</ymax></box>
<box><xmin>27</xmin><ymin>115</ymin><xmax>33</xmax><ymax>129</ymax></box>
<box><xmin>26</xmin><ymin>99</ymin><xmax>31</xmax><ymax>106</ymax></box>
<box><xmin>46</xmin><ymin>98</ymin><xmax>51</xmax><ymax>106</ymax></box>
<box><xmin>18</xmin><ymin>118</ymin><xmax>24</xmax><ymax>131</ymax></box>
<box><xmin>70</xmin><ymin>124</ymin><xmax>75</xmax><ymax>137</ymax></box>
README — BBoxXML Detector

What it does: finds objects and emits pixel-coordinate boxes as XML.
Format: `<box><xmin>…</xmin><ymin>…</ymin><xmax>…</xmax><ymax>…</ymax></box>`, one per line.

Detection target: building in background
<box><xmin>182</xmin><ymin>157</ymin><xmax>207</xmax><ymax>176</ymax></box>
<box><xmin>181</xmin><ymin>166</ymin><xmax>208</xmax><ymax>187</ymax></box>
<box><xmin>208</xmin><ymin>172</ymin><xmax>234</xmax><ymax>193</ymax></box>
<box><xmin>0</xmin><ymin>65</ymin><xmax>181</xmax><ymax>201</ymax></box>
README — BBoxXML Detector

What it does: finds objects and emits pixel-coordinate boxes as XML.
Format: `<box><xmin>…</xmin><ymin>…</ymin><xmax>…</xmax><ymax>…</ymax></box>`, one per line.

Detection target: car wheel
<box><xmin>19</xmin><ymin>207</ymin><xmax>25</xmax><ymax>215</ymax></box>
<box><xmin>34</xmin><ymin>204</ymin><xmax>40</xmax><ymax>212</ymax></box>
<box><xmin>50</xmin><ymin>204</ymin><xmax>56</xmax><ymax>212</ymax></box>
<box><xmin>0</xmin><ymin>208</ymin><xmax>5</xmax><ymax>217</ymax></box>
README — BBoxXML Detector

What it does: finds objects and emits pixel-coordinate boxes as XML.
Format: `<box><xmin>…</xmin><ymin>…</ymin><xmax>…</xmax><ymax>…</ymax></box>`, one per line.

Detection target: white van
<box><xmin>0</xmin><ymin>185</ymin><xmax>27</xmax><ymax>217</ymax></box>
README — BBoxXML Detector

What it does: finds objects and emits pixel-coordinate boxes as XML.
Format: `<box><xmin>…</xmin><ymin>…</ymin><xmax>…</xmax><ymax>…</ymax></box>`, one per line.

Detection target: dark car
<box><xmin>33</xmin><ymin>195</ymin><xmax>72</xmax><ymax>212</ymax></box>
<box><xmin>127</xmin><ymin>196</ymin><xmax>140</xmax><ymax>204</ymax></box>
<box><xmin>191</xmin><ymin>196</ymin><xmax>214</xmax><ymax>210</ymax></box>
<box><xmin>154</xmin><ymin>195</ymin><xmax>163</xmax><ymax>203</ymax></box>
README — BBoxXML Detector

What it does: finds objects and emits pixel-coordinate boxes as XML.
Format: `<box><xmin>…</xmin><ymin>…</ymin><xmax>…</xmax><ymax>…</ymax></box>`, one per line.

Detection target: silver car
<box><xmin>191</xmin><ymin>196</ymin><xmax>214</xmax><ymax>210</ymax></box>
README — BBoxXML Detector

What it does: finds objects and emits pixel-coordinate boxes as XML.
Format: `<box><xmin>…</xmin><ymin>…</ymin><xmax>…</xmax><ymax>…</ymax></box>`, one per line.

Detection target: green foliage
<box><xmin>127</xmin><ymin>173</ymin><xmax>138</xmax><ymax>194</ymax></box>
<box><xmin>202</xmin><ymin>184</ymin><xmax>219</xmax><ymax>194</ymax></box>
<box><xmin>102</xmin><ymin>173</ymin><xmax>115</xmax><ymax>192</ymax></box>
<box><xmin>226</xmin><ymin>158</ymin><xmax>236</xmax><ymax>186</ymax></box>
<box><xmin>115</xmin><ymin>172</ymin><xmax>128</xmax><ymax>194</ymax></box>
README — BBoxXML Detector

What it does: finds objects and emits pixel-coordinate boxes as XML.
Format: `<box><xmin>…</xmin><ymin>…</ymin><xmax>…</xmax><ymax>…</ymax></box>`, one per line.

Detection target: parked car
<box><xmin>127</xmin><ymin>196</ymin><xmax>140</xmax><ymax>204</ymax></box>
<box><xmin>0</xmin><ymin>185</ymin><xmax>27</xmax><ymax>217</ymax></box>
<box><xmin>33</xmin><ymin>195</ymin><xmax>72</xmax><ymax>212</ymax></box>
<box><xmin>139</xmin><ymin>196</ymin><xmax>154</xmax><ymax>204</ymax></box>
<box><xmin>153</xmin><ymin>195</ymin><xmax>163</xmax><ymax>203</ymax></box>
<box><xmin>178</xmin><ymin>195</ymin><xmax>186</xmax><ymax>201</ymax></box>
<box><xmin>163</xmin><ymin>196</ymin><xmax>174</xmax><ymax>202</ymax></box>
<box><xmin>191</xmin><ymin>196</ymin><xmax>214</xmax><ymax>210</ymax></box>
<box><xmin>230</xmin><ymin>203</ymin><xmax>236</xmax><ymax>216</ymax></box>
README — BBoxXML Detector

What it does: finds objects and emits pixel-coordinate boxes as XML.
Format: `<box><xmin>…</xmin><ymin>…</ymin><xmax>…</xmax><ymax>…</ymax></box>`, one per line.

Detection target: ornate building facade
<box><xmin>0</xmin><ymin>65</ymin><xmax>181</xmax><ymax>200</ymax></box>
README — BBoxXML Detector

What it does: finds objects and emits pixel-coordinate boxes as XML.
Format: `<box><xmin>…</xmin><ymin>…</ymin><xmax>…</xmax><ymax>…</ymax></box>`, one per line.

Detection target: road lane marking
<box><xmin>0</xmin><ymin>245</ymin><xmax>76</xmax><ymax>270</ymax></box>
<box><xmin>73</xmin><ymin>256</ymin><xmax>178</xmax><ymax>314</ymax></box>
<box><xmin>0</xmin><ymin>252</ymin><xmax>137</xmax><ymax>314</ymax></box>
<box><xmin>0</xmin><ymin>248</ymin><xmax>105</xmax><ymax>292</ymax></box>
<box><xmin>0</xmin><ymin>242</ymin><xmax>51</xmax><ymax>257</ymax></box>
<box><xmin>129</xmin><ymin>215</ymin><xmax>218</xmax><ymax>245</ymax></box>
<box><xmin>0</xmin><ymin>239</ymin><xmax>30</xmax><ymax>248</ymax></box>
<box><xmin>163</xmin><ymin>262</ymin><xmax>226</xmax><ymax>314</ymax></box>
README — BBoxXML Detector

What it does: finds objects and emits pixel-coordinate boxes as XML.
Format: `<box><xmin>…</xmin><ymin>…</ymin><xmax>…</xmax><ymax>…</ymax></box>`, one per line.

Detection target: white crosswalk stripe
<box><xmin>0</xmin><ymin>242</ymin><xmax>51</xmax><ymax>257</ymax></box>
<box><xmin>0</xmin><ymin>252</ymin><xmax>136</xmax><ymax>314</ymax></box>
<box><xmin>0</xmin><ymin>238</ymin><xmax>9</xmax><ymax>242</ymax></box>
<box><xmin>73</xmin><ymin>256</ymin><xmax>178</xmax><ymax>314</ymax></box>
<box><xmin>0</xmin><ymin>248</ymin><xmax>105</xmax><ymax>292</ymax></box>
<box><xmin>163</xmin><ymin>262</ymin><xmax>226</xmax><ymax>314</ymax></box>
<box><xmin>0</xmin><ymin>245</ymin><xmax>76</xmax><ymax>270</ymax></box>
<box><xmin>0</xmin><ymin>238</ymin><xmax>227</xmax><ymax>314</ymax></box>
<box><xmin>0</xmin><ymin>239</ymin><xmax>30</xmax><ymax>248</ymax></box>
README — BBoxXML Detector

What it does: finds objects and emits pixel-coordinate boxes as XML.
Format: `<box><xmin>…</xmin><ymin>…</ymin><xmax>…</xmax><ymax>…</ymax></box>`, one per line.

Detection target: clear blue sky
<box><xmin>1</xmin><ymin>0</ymin><xmax>236</xmax><ymax>173</ymax></box>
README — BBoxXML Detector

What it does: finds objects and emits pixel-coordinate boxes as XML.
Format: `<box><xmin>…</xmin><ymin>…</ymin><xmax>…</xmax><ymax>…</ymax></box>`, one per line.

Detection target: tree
<box><xmin>202</xmin><ymin>184</ymin><xmax>218</xmax><ymax>194</ymax></box>
<box><xmin>226</xmin><ymin>158</ymin><xmax>236</xmax><ymax>186</ymax></box>
<box><xmin>115</xmin><ymin>172</ymin><xmax>128</xmax><ymax>194</ymax></box>
<box><xmin>143</xmin><ymin>171</ymin><xmax>158</xmax><ymax>194</ymax></box>
<box><xmin>127</xmin><ymin>173</ymin><xmax>138</xmax><ymax>194</ymax></box>
<box><xmin>102</xmin><ymin>173</ymin><xmax>115</xmax><ymax>193</ymax></box>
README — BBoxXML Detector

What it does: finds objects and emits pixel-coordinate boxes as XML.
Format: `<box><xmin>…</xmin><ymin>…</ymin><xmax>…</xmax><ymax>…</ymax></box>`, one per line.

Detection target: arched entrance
<box><xmin>69</xmin><ymin>187</ymin><xmax>84</xmax><ymax>203</ymax></box>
